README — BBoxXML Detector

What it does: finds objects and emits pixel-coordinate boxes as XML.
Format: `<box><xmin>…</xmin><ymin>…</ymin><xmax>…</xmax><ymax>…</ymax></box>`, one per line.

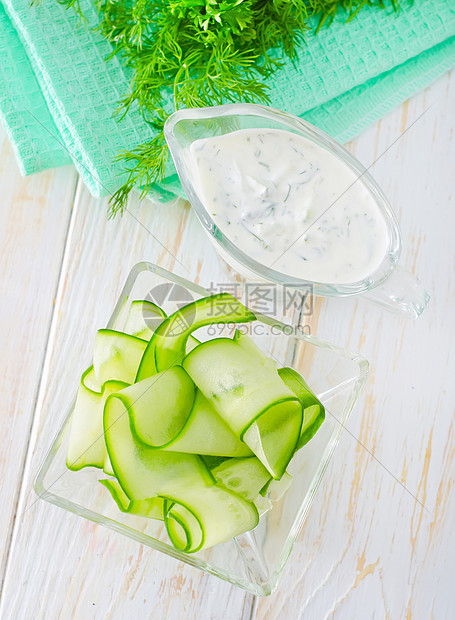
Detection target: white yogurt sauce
<box><xmin>189</xmin><ymin>128</ymin><xmax>390</xmax><ymax>284</ymax></box>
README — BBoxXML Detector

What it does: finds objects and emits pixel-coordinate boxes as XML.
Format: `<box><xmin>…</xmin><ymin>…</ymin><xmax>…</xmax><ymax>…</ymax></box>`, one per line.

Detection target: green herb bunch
<box><xmin>60</xmin><ymin>0</ymin><xmax>399</xmax><ymax>215</ymax></box>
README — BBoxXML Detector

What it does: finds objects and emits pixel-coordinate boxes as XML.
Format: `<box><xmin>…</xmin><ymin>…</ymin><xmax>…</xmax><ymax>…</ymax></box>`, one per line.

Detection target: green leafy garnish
<box><xmin>59</xmin><ymin>0</ymin><xmax>400</xmax><ymax>215</ymax></box>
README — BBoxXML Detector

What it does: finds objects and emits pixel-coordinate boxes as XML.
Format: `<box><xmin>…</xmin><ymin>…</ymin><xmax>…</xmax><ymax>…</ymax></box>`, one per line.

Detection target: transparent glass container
<box><xmin>35</xmin><ymin>262</ymin><xmax>369</xmax><ymax>596</ymax></box>
<box><xmin>164</xmin><ymin>103</ymin><xmax>430</xmax><ymax>318</ymax></box>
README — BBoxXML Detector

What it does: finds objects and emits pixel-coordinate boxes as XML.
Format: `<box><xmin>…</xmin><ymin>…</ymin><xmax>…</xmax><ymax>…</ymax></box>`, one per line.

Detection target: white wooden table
<box><xmin>0</xmin><ymin>71</ymin><xmax>454</xmax><ymax>619</ymax></box>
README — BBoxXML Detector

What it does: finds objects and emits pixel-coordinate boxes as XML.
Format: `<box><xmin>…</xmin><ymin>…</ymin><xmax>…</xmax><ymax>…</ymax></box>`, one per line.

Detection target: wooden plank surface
<box><xmin>255</xmin><ymin>70</ymin><xmax>455</xmax><ymax>620</ymax></box>
<box><xmin>0</xmin><ymin>131</ymin><xmax>77</xmax><ymax>590</ymax></box>
<box><xmin>0</xmin><ymin>182</ymin><xmax>258</xmax><ymax>619</ymax></box>
<box><xmin>0</xmin><ymin>69</ymin><xmax>454</xmax><ymax>619</ymax></box>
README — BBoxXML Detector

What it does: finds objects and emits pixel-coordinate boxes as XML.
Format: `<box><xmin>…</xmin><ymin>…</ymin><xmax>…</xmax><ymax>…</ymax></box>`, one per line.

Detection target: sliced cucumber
<box><xmin>67</xmin><ymin>294</ymin><xmax>326</xmax><ymax>554</ymax></box>
<box><xmin>254</xmin><ymin>495</ymin><xmax>273</xmax><ymax>516</ymax></box>
<box><xmin>107</xmin><ymin>370</ymin><xmax>249</xmax><ymax>456</ymax></box>
<box><xmin>124</xmin><ymin>299</ymin><xmax>201</xmax><ymax>351</ymax></box>
<box><xmin>186</xmin><ymin>335</ymin><xmax>201</xmax><ymax>353</ymax></box>
<box><xmin>242</xmin><ymin>398</ymin><xmax>302</xmax><ymax>479</ymax></box>
<box><xmin>183</xmin><ymin>338</ymin><xmax>302</xmax><ymax>477</ymax></box>
<box><xmin>201</xmin><ymin>455</ymin><xmax>229</xmax><ymax>470</ymax></box>
<box><xmin>81</xmin><ymin>365</ymin><xmax>101</xmax><ymax>392</ymax></box>
<box><xmin>104</xmin><ymin>389</ymin><xmax>258</xmax><ymax>552</ymax></box>
<box><xmin>164</xmin><ymin>484</ymin><xmax>259</xmax><ymax>553</ymax></box>
<box><xmin>103</xmin><ymin>455</ymin><xmax>116</xmax><ymax>477</ymax></box>
<box><xmin>278</xmin><ymin>367</ymin><xmax>325</xmax><ymax>449</ymax></box>
<box><xmin>165</xmin><ymin>499</ymin><xmax>200</xmax><ymax>552</ymax></box>
<box><xmin>183</xmin><ymin>339</ymin><xmax>294</xmax><ymax>436</ymax></box>
<box><xmin>103</xmin><ymin>388</ymin><xmax>214</xmax><ymax>501</ymax></box>
<box><xmin>100</xmin><ymin>479</ymin><xmax>164</xmax><ymax>519</ymax></box>
<box><xmin>137</xmin><ymin>293</ymin><xmax>256</xmax><ymax>378</ymax></box>
<box><xmin>260</xmin><ymin>471</ymin><xmax>293</xmax><ymax>500</ymax></box>
<box><xmin>93</xmin><ymin>329</ymin><xmax>148</xmax><ymax>384</ymax></box>
<box><xmin>123</xmin><ymin>300</ymin><xmax>167</xmax><ymax>340</ymax></box>
<box><xmin>126</xmin><ymin>368</ymin><xmax>196</xmax><ymax>448</ymax></box>
<box><xmin>233</xmin><ymin>330</ymin><xmax>277</xmax><ymax>372</ymax></box>
<box><xmin>160</xmin><ymin>390</ymin><xmax>252</xmax><ymax>457</ymax></box>
<box><xmin>211</xmin><ymin>457</ymin><xmax>271</xmax><ymax>501</ymax></box>
<box><xmin>66</xmin><ymin>370</ymin><xmax>128</xmax><ymax>471</ymax></box>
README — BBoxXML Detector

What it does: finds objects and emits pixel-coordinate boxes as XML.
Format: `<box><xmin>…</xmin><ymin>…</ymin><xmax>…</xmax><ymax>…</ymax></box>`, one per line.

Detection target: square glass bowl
<box><xmin>35</xmin><ymin>262</ymin><xmax>368</xmax><ymax>596</ymax></box>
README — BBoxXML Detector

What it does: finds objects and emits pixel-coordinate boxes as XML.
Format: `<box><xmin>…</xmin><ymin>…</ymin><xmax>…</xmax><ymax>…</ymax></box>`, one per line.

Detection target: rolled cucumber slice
<box><xmin>107</xmin><ymin>370</ymin><xmax>251</xmax><ymax>456</ymax></box>
<box><xmin>123</xmin><ymin>300</ymin><xmax>167</xmax><ymax>340</ymax></box>
<box><xmin>183</xmin><ymin>338</ymin><xmax>302</xmax><ymax>478</ymax></box>
<box><xmin>260</xmin><ymin>471</ymin><xmax>293</xmax><ymax>500</ymax></box>
<box><xmin>233</xmin><ymin>330</ymin><xmax>278</xmax><ymax>372</ymax></box>
<box><xmin>103</xmin><ymin>455</ymin><xmax>116</xmax><ymax>477</ymax></box>
<box><xmin>66</xmin><ymin>293</ymin><xmax>326</xmax><ymax>553</ymax></box>
<box><xmin>242</xmin><ymin>398</ymin><xmax>302</xmax><ymax>479</ymax></box>
<box><xmin>164</xmin><ymin>484</ymin><xmax>259</xmax><ymax>553</ymax></box>
<box><xmin>103</xmin><ymin>387</ymin><xmax>214</xmax><ymax>501</ymax></box>
<box><xmin>81</xmin><ymin>365</ymin><xmax>101</xmax><ymax>392</ymax></box>
<box><xmin>100</xmin><ymin>479</ymin><xmax>164</xmax><ymax>520</ymax></box>
<box><xmin>278</xmin><ymin>367</ymin><xmax>325</xmax><ymax>450</ymax></box>
<box><xmin>160</xmin><ymin>390</ymin><xmax>253</xmax><ymax>457</ymax></box>
<box><xmin>183</xmin><ymin>339</ymin><xmax>296</xmax><ymax>436</ymax></box>
<box><xmin>68</xmin><ymin>323</ymin><xmax>156</xmax><ymax>471</ymax></box>
<box><xmin>211</xmin><ymin>457</ymin><xmax>271</xmax><ymax>501</ymax></box>
<box><xmin>201</xmin><ymin>455</ymin><xmax>229</xmax><ymax>470</ymax></box>
<box><xmin>123</xmin><ymin>300</ymin><xmax>200</xmax><ymax>351</ymax></box>
<box><xmin>66</xmin><ymin>369</ymin><xmax>128</xmax><ymax>471</ymax></box>
<box><xmin>104</xmin><ymin>389</ymin><xmax>258</xmax><ymax>552</ymax></box>
<box><xmin>136</xmin><ymin>293</ymin><xmax>256</xmax><ymax>378</ymax></box>
<box><xmin>126</xmin><ymin>368</ymin><xmax>196</xmax><ymax>448</ymax></box>
<box><xmin>93</xmin><ymin>329</ymin><xmax>148</xmax><ymax>384</ymax></box>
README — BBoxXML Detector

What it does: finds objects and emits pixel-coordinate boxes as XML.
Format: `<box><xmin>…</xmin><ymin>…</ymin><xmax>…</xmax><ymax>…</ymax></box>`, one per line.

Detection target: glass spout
<box><xmin>363</xmin><ymin>265</ymin><xmax>430</xmax><ymax>318</ymax></box>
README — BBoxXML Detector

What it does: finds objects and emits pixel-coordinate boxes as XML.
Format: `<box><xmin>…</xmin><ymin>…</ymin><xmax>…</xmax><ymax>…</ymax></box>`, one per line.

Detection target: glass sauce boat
<box><xmin>164</xmin><ymin>103</ymin><xmax>430</xmax><ymax>319</ymax></box>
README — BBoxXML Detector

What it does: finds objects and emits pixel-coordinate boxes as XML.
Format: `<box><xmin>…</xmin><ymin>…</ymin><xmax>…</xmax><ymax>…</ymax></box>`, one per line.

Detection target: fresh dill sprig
<box><xmin>57</xmin><ymin>0</ymin><xmax>85</xmax><ymax>20</ymax></box>
<box><xmin>308</xmin><ymin>0</ymin><xmax>400</xmax><ymax>32</ymax></box>
<box><xmin>108</xmin><ymin>129</ymin><xmax>169</xmax><ymax>219</ymax></box>
<box><xmin>59</xmin><ymin>0</ymin><xmax>400</xmax><ymax>216</ymax></box>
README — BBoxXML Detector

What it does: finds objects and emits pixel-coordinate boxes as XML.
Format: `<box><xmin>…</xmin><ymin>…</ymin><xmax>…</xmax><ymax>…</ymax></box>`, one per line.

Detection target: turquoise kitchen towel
<box><xmin>0</xmin><ymin>3</ymin><xmax>71</xmax><ymax>174</ymax></box>
<box><xmin>0</xmin><ymin>0</ymin><xmax>454</xmax><ymax>198</ymax></box>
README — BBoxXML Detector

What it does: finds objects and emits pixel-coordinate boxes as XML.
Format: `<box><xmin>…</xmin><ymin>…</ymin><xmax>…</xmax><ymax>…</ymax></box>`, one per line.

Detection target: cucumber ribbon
<box><xmin>66</xmin><ymin>293</ymin><xmax>325</xmax><ymax>552</ymax></box>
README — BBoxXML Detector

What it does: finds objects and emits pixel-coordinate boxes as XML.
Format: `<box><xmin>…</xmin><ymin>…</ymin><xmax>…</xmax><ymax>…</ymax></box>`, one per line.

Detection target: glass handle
<box><xmin>363</xmin><ymin>266</ymin><xmax>430</xmax><ymax>319</ymax></box>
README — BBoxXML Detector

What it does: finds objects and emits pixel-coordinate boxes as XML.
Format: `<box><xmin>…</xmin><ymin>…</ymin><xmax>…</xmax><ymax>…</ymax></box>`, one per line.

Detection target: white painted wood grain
<box><xmin>0</xmin><ymin>70</ymin><xmax>454</xmax><ymax>620</ymax></box>
<box><xmin>255</xmin><ymin>71</ymin><xmax>455</xmax><ymax>620</ymax></box>
<box><xmin>0</xmin><ymin>181</ymin><xmax>262</xmax><ymax>620</ymax></box>
<box><xmin>0</xmin><ymin>129</ymin><xmax>77</xmax><ymax>590</ymax></box>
